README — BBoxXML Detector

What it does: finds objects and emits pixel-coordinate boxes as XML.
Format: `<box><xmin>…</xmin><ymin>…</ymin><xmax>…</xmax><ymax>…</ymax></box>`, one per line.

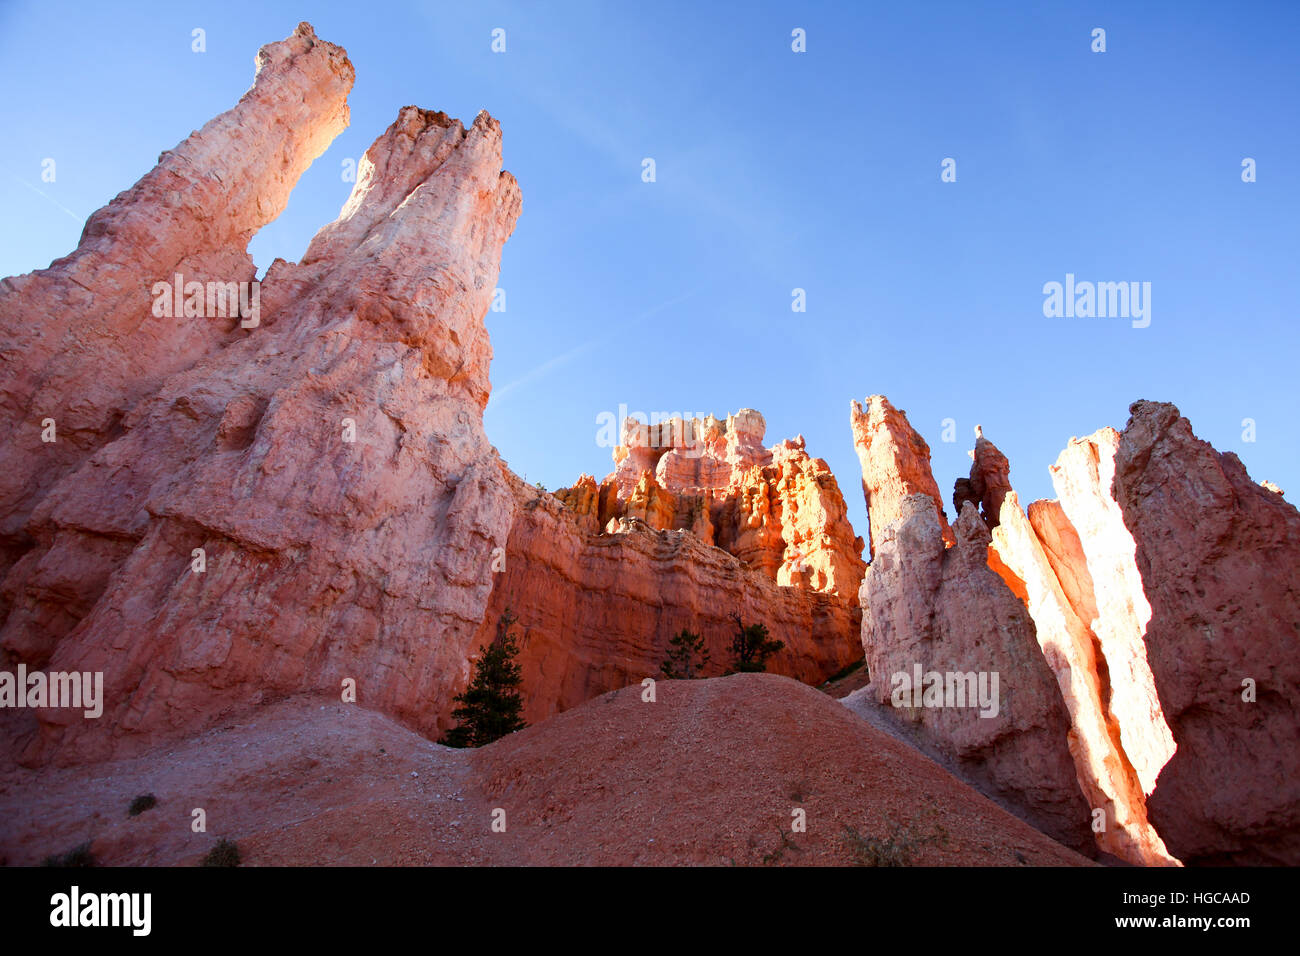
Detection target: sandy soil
<box><xmin>0</xmin><ymin>673</ymin><xmax>1090</xmax><ymax>866</ymax></box>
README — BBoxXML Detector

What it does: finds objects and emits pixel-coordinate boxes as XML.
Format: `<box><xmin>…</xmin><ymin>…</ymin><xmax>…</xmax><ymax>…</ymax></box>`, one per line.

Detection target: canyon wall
<box><xmin>480</xmin><ymin>469</ymin><xmax>862</xmax><ymax>726</ymax></box>
<box><xmin>557</xmin><ymin>410</ymin><xmax>866</xmax><ymax>599</ymax></box>
<box><xmin>852</xmin><ymin>401</ymin><xmax>1093</xmax><ymax>853</ymax></box>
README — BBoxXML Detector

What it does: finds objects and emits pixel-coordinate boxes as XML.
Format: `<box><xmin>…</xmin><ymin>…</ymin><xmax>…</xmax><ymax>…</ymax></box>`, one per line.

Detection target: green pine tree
<box><xmin>727</xmin><ymin>615</ymin><xmax>785</xmax><ymax>674</ymax></box>
<box><xmin>660</xmin><ymin>628</ymin><xmax>711</xmax><ymax>679</ymax></box>
<box><xmin>440</xmin><ymin>611</ymin><xmax>528</xmax><ymax>748</ymax></box>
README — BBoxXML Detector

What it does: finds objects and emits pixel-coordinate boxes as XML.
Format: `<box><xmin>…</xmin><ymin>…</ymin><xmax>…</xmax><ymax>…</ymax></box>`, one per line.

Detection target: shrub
<box><xmin>128</xmin><ymin>793</ymin><xmax>157</xmax><ymax>816</ymax></box>
<box><xmin>42</xmin><ymin>842</ymin><xmax>96</xmax><ymax>867</ymax></box>
<box><xmin>201</xmin><ymin>839</ymin><xmax>241</xmax><ymax>867</ymax></box>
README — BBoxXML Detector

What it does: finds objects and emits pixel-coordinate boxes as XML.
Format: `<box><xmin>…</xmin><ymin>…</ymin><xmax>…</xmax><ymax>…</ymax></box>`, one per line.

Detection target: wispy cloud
<box><xmin>13</xmin><ymin>176</ymin><xmax>82</xmax><ymax>222</ymax></box>
<box><xmin>491</xmin><ymin>286</ymin><xmax>699</xmax><ymax>404</ymax></box>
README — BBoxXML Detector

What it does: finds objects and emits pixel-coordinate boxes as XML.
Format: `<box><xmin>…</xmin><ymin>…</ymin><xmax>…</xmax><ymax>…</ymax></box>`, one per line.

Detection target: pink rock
<box><xmin>1114</xmin><ymin>401</ymin><xmax>1300</xmax><ymax>865</ymax></box>
<box><xmin>849</xmin><ymin>396</ymin><xmax>952</xmax><ymax>558</ymax></box>
<box><xmin>859</xmin><ymin>492</ymin><xmax>1093</xmax><ymax>853</ymax></box>
<box><xmin>1</xmin><ymin>28</ymin><xmax>522</xmax><ymax>764</ymax></box>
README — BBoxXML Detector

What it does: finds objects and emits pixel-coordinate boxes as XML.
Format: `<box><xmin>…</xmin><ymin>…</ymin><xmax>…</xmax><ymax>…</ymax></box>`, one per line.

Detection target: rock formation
<box><xmin>556</xmin><ymin>409</ymin><xmax>866</xmax><ymax>598</ymax></box>
<box><xmin>857</xmin><ymin>488</ymin><xmax>1093</xmax><ymax>853</ymax></box>
<box><xmin>849</xmin><ymin>396</ymin><xmax>952</xmax><ymax>557</ymax></box>
<box><xmin>1113</xmin><ymin>401</ymin><xmax>1300</xmax><ymax>865</ymax></box>
<box><xmin>478</xmin><ymin>470</ymin><xmax>863</xmax><ymax>726</ymax></box>
<box><xmin>1</xmin><ymin>25</ymin><xmax>522</xmax><ymax>763</ymax></box>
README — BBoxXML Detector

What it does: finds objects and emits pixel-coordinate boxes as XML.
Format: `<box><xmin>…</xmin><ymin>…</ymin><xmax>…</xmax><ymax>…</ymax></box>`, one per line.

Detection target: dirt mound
<box><xmin>0</xmin><ymin>674</ymin><xmax>1088</xmax><ymax>866</ymax></box>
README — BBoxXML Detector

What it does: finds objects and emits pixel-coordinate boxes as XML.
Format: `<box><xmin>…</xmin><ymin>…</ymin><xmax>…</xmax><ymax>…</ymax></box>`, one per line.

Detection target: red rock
<box><xmin>1047</xmin><ymin>429</ymin><xmax>1175</xmax><ymax>798</ymax></box>
<box><xmin>478</xmin><ymin>470</ymin><xmax>863</xmax><ymax>726</ymax></box>
<box><xmin>1113</xmin><ymin>400</ymin><xmax>1300</xmax><ymax>865</ymax></box>
<box><xmin>990</xmin><ymin>489</ymin><xmax>1175</xmax><ymax>865</ymax></box>
<box><xmin>0</xmin><ymin>22</ymin><xmax>354</xmax><ymax>642</ymax></box>
<box><xmin>0</xmin><ymin>680</ymin><xmax>1092</xmax><ymax>866</ymax></box>
<box><xmin>1</xmin><ymin>28</ymin><xmax>522</xmax><ymax>764</ymax></box>
<box><xmin>857</xmin><ymin>490</ymin><xmax>1093</xmax><ymax>853</ymax></box>
<box><xmin>850</xmin><ymin>395</ymin><xmax>952</xmax><ymax>558</ymax></box>
<box><xmin>560</xmin><ymin>410</ymin><xmax>865</xmax><ymax>599</ymax></box>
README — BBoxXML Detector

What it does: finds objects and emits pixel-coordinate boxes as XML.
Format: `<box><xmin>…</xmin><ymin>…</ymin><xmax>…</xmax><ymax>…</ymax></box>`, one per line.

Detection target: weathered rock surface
<box><xmin>1047</xmin><ymin>429</ymin><xmax>1175</xmax><ymax>798</ymax></box>
<box><xmin>990</xmin><ymin>489</ymin><xmax>1175</xmax><ymax>865</ymax></box>
<box><xmin>850</xmin><ymin>396</ymin><xmax>952</xmax><ymax>558</ymax></box>
<box><xmin>480</xmin><ymin>470</ymin><xmax>862</xmax><ymax>725</ymax></box>
<box><xmin>0</xmin><ymin>23</ymin><xmax>354</xmax><ymax>646</ymax></box>
<box><xmin>858</xmin><ymin>493</ymin><xmax>1093</xmax><ymax>853</ymax></box>
<box><xmin>1114</xmin><ymin>401</ymin><xmax>1300</xmax><ymax>865</ymax></box>
<box><xmin>1</xmin><ymin>27</ymin><xmax>522</xmax><ymax>764</ymax></box>
<box><xmin>954</xmin><ymin>427</ymin><xmax>1013</xmax><ymax>530</ymax></box>
<box><xmin>557</xmin><ymin>410</ymin><xmax>866</xmax><ymax>598</ymax></box>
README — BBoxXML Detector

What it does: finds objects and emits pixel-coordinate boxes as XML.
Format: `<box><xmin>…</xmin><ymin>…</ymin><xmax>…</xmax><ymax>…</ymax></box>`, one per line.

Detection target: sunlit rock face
<box><xmin>849</xmin><ymin>396</ymin><xmax>953</xmax><ymax>558</ymax></box>
<box><xmin>0</xmin><ymin>23</ymin><xmax>355</xmax><ymax>653</ymax></box>
<box><xmin>989</xmin><ymin>487</ymin><xmax>1176</xmax><ymax>866</ymax></box>
<box><xmin>1047</xmin><ymin>429</ymin><xmax>1176</xmax><ymax>799</ymax></box>
<box><xmin>478</xmin><ymin>470</ymin><xmax>864</xmax><ymax>726</ymax></box>
<box><xmin>0</xmin><ymin>25</ymin><xmax>523</xmax><ymax>764</ymax></box>
<box><xmin>556</xmin><ymin>409</ymin><xmax>866</xmax><ymax>599</ymax></box>
<box><xmin>1114</xmin><ymin>401</ymin><xmax>1300</xmax><ymax>865</ymax></box>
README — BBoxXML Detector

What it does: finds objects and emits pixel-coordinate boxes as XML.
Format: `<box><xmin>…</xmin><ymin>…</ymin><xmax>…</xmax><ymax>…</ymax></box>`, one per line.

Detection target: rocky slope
<box><xmin>0</xmin><ymin>677</ymin><xmax>1089</xmax><ymax>866</ymax></box>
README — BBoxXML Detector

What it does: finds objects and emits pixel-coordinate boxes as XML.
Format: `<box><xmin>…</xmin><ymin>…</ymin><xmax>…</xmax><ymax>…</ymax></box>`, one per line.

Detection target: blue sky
<box><xmin>3</xmin><ymin>1</ymin><xmax>1297</xmax><ymax>542</ymax></box>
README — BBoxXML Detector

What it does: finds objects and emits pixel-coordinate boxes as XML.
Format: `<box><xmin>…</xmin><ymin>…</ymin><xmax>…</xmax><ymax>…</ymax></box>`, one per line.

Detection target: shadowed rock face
<box><xmin>1114</xmin><ymin>401</ymin><xmax>1300</xmax><ymax>865</ymax></box>
<box><xmin>855</xmin><ymin>395</ymin><xmax>1298</xmax><ymax>866</ymax></box>
<box><xmin>1</xmin><ymin>25</ymin><xmax>523</xmax><ymax>764</ymax></box>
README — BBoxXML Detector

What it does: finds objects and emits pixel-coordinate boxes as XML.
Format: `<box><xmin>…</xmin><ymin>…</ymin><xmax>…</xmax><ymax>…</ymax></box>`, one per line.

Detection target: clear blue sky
<box><xmin>3</xmin><ymin>1</ymin><xmax>1297</xmax><ymax>542</ymax></box>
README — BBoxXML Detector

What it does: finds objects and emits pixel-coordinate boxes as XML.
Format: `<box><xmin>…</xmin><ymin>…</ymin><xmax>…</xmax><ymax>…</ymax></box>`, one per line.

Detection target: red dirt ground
<box><xmin>0</xmin><ymin>673</ymin><xmax>1089</xmax><ymax>866</ymax></box>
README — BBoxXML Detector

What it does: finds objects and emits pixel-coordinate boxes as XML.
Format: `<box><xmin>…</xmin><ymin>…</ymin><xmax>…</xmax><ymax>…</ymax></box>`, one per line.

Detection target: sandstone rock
<box><xmin>859</xmin><ymin>493</ymin><xmax>1093</xmax><ymax>852</ymax></box>
<box><xmin>1047</xmin><ymin>429</ymin><xmax>1175</xmax><ymax>798</ymax></box>
<box><xmin>990</xmin><ymin>491</ymin><xmax>1175</xmax><ymax>865</ymax></box>
<box><xmin>0</xmin><ymin>22</ymin><xmax>354</xmax><ymax>640</ymax></box>
<box><xmin>1113</xmin><ymin>401</ymin><xmax>1300</xmax><ymax>865</ymax></box>
<box><xmin>559</xmin><ymin>410</ymin><xmax>865</xmax><ymax>599</ymax></box>
<box><xmin>478</xmin><ymin>470</ymin><xmax>863</xmax><ymax>726</ymax></box>
<box><xmin>849</xmin><ymin>396</ymin><xmax>952</xmax><ymax>558</ymax></box>
<box><xmin>1</xmin><ymin>28</ymin><xmax>522</xmax><ymax>764</ymax></box>
<box><xmin>954</xmin><ymin>429</ymin><xmax>1013</xmax><ymax>529</ymax></box>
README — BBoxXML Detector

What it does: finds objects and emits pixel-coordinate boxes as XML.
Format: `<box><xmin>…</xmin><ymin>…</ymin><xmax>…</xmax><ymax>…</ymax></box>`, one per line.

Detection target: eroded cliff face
<box><xmin>478</xmin><ymin>470</ymin><xmax>863</xmax><ymax>726</ymax></box>
<box><xmin>0</xmin><ymin>24</ymin><xmax>355</xmax><ymax>648</ymax></box>
<box><xmin>1</xmin><ymin>26</ymin><xmax>522</xmax><ymax>763</ymax></box>
<box><xmin>849</xmin><ymin>396</ymin><xmax>952</xmax><ymax>558</ymax></box>
<box><xmin>1113</xmin><ymin>401</ymin><xmax>1300</xmax><ymax>865</ymax></box>
<box><xmin>555</xmin><ymin>409</ymin><xmax>866</xmax><ymax>599</ymax></box>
